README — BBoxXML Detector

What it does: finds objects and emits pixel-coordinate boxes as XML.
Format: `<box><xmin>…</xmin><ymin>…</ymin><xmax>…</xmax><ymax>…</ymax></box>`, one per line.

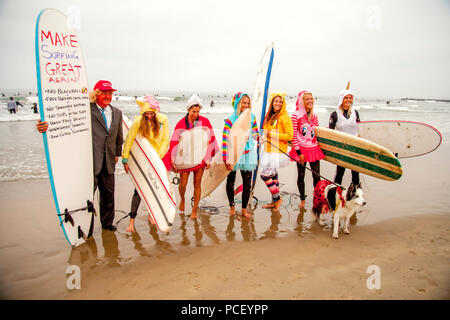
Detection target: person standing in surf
<box><xmin>122</xmin><ymin>95</ymin><xmax>170</xmax><ymax>232</ymax></box>
<box><xmin>223</xmin><ymin>92</ymin><xmax>259</xmax><ymax>218</ymax></box>
<box><xmin>329</xmin><ymin>82</ymin><xmax>361</xmax><ymax>185</ymax></box>
<box><xmin>36</xmin><ymin>80</ymin><xmax>123</xmax><ymax>232</ymax></box>
<box><xmin>260</xmin><ymin>93</ymin><xmax>293</xmax><ymax>212</ymax></box>
<box><xmin>163</xmin><ymin>94</ymin><xmax>218</xmax><ymax>219</ymax></box>
<box><xmin>289</xmin><ymin>91</ymin><xmax>324</xmax><ymax>209</ymax></box>
<box><xmin>7</xmin><ymin>97</ymin><xmax>18</xmax><ymax>114</ymax></box>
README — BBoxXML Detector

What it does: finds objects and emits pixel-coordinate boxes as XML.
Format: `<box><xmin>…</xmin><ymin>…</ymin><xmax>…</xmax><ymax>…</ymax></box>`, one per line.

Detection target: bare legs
<box><xmin>178</xmin><ymin>168</ymin><xmax>205</xmax><ymax>219</ymax></box>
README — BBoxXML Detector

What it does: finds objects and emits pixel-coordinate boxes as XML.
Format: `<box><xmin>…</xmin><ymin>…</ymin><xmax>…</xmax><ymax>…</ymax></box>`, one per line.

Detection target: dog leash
<box><xmin>259</xmin><ymin>136</ymin><xmax>346</xmax><ymax>190</ymax></box>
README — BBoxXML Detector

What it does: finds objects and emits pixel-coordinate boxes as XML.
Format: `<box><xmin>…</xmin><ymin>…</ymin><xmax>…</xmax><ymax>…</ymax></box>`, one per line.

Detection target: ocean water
<box><xmin>0</xmin><ymin>93</ymin><xmax>449</xmax><ymax>182</ymax></box>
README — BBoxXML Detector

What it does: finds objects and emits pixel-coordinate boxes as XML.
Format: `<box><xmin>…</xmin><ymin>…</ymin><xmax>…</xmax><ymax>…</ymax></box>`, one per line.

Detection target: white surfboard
<box><xmin>173</xmin><ymin>126</ymin><xmax>209</xmax><ymax>170</ymax></box>
<box><xmin>243</xmin><ymin>43</ymin><xmax>274</xmax><ymax>203</ymax></box>
<box><xmin>35</xmin><ymin>8</ymin><xmax>94</xmax><ymax>247</ymax></box>
<box><xmin>201</xmin><ymin>109</ymin><xmax>252</xmax><ymax>199</ymax></box>
<box><xmin>358</xmin><ymin>120</ymin><xmax>442</xmax><ymax>158</ymax></box>
<box><xmin>122</xmin><ymin>115</ymin><xmax>176</xmax><ymax>233</ymax></box>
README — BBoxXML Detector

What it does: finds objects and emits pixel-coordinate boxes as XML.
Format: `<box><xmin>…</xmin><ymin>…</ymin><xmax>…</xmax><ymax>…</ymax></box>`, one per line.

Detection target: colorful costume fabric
<box><xmin>289</xmin><ymin>90</ymin><xmax>324</xmax><ymax>163</ymax></box>
<box><xmin>222</xmin><ymin>92</ymin><xmax>259</xmax><ymax>172</ymax></box>
<box><xmin>313</xmin><ymin>180</ymin><xmax>345</xmax><ymax>214</ymax></box>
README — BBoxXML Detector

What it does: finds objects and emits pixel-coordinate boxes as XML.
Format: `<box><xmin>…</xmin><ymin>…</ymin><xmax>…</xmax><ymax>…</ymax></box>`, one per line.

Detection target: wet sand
<box><xmin>67</xmin><ymin>213</ymin><xmax>450</xmax><ymax>300</ymax></box>
<box><xmin>1</xmin><ymin>143</ymin><xmax>449</xmax><ymax>299</ymax></box>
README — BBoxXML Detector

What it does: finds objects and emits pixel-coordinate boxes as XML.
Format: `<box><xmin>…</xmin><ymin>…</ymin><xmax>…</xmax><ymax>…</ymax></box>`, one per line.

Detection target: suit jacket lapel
<box><xmin>92</xmin><ymin>103</ymin><xmax>108</xmax><ymax>132</ymax></box>
<box><xmin>110</xmin><ymin>106</ymin><xmax>116</xmax><ymax>132</ymax></box>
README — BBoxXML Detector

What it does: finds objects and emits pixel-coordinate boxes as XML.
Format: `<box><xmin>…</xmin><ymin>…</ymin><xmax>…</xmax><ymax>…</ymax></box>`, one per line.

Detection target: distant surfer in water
<box><xmin>289</xmin><ymin>91</ymin><xmax>324</xmax><ymax>209</ymax></box>
<box><xmin>122</xmin><ymin>95</ymin><xmax>170</xmax><ymax>232</ymax></box>
<box><xmin>163</xmin><ymin>94</ymin><xmax>218</xmax><ymax>219</ymax></box>
<box><xmin>260</xmin><ymin>93</ymin><xmax>293</xmax><ymax>212</ymax></box>
<box><xmin>7</xmin><ymin>97</ymin><xmax>18</xmax><ymax>114</ymax></box>
<box><xmin>223</xmin><ymin>92</ymin><xmax>259</xmax><ymax>218</ymax></box>
<box><xmin>329</xmin><ymin>82</ymin><xmax>361</xmax><ymax>185</ymax></box>
<box><xmin>37</xmin><ymin>80</ymin><xmax>124</xmax><ymax>232</ymax></box>
<box><xmin>210</xmin><ymin>99</ymin><xmax>214</xmax><ymax>107</ymax></box>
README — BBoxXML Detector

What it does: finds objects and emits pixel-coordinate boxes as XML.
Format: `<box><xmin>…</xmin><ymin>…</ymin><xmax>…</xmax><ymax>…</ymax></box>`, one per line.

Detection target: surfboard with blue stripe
<box><xmin>35</xmin><ymin>8</ymin><xmax>94</xmax><ymax>247</ymax></box>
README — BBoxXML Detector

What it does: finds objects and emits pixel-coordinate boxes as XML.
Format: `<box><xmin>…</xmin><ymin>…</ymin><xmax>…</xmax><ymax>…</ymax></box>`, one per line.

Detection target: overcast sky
<box><xmin>0</xmin><ymin>0</ymin><xmax>449</xmax><ymax>99</ymax></box>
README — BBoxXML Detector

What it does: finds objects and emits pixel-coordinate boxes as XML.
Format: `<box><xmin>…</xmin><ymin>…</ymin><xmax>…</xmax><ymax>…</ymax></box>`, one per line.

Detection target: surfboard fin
<box><xmin>78</xmin><ymin>226</ymin><xmax>87</xmax><ymax>240</ymax></box>
<box><xmin>87</xmin><ymin>200</ymin><xmax>96</xmax><ymax>217</ymax></box>
<box><xmin>63</xmin><ymin>209</ymin><xmax>75</xmax><ymax>227</ymax></box>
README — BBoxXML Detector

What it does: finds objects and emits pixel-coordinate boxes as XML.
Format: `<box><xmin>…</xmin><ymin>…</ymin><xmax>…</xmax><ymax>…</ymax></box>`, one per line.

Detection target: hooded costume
<box><xmin>259</xmin><ymin>93</ymin><xmax>293</xmax><ymax>205</ymax></box>
<box><xmin>163</xmin><ymin>94</ymin><xmax>218</xmax><ymax>172</ymax></box>
<box><xmin>329</xmin><ymin>82</ymin><xmax>359</xmax><ymax>136</ymax></box>
<box><xmin>122</xmin><ymin>95</ymin><xmax>170</xmax><ymax>162</ymax></box>
<box><xmin>121</xmin><ymin>95</ymin><xmax>170</xmax><ymax>220</ymax></box>
<box><xmin>329</xmin><ymin>82</ymin><xmax>361</xmax><ymax>185</ymax></box>
<box><xmin>288</xmin><ymin>91</ymin><xmax>324</xmax><ymax>163</ymax></box>
<box><xmin>260</xmin><ymin>92</ymin><xmax>293</xmax><ymax>171</ymax></box>
<box><xmin>222</xmin><ymin>92</ymin><xmax>259</xmax><ymax>172</ymax></box>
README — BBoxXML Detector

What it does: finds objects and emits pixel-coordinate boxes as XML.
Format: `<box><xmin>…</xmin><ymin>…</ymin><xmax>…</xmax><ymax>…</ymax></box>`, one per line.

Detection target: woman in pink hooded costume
<box><xmin>288</xmin><ymin>91</ymin><xmax>324</xmax><ymax>209</ymax></box>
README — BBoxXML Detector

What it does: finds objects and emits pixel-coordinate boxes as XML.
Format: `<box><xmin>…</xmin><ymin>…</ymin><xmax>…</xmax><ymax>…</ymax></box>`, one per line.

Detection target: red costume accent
<box><xmin>313</xmin><ymin>180</ymin><xmax>345</xmax><ymax>214</ymax></box>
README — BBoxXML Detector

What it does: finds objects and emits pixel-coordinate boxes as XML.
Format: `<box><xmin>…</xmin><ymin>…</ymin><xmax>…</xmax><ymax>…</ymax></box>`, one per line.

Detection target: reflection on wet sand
<box><xmin>179</xmin><ymin>213</ymin><xmax>191</xmax><ymax>246</ymax></box>
<box><xmin>67</xmin><ymin>195</ymin><xmax>367</xmax><ymax>273</ymax></box>
<box><xmin>199</xmin><ymin>212</ymin><xmax>221</xmax><ymax>245</ymax></box>
<box><xmin>225</xmin><ymin>215</ymin><xmax>236</xmax><ymax>241</ymax></box>
<box><xmin>130</xmin><ymin>231</ymin><xmax>151</xmax><ymax>257</ymax></box>
<box><xmin>148</xmin><ymin>223</ymin><xmax>175</xmax><ymax>252</ymax></box>
<box><xmin>68</xmin><ymin>237</ymin><xmax>99</xmax><ymax>268</ymax></box>
<box><xmin>260</xmin><ymin>210</ymin><xmax>282</xmax><ymax>240</ymax></box>
<box><xmin>101</xmin><ymin>230</ymin><xmax>121</xmax><ymax>267</ymax></box>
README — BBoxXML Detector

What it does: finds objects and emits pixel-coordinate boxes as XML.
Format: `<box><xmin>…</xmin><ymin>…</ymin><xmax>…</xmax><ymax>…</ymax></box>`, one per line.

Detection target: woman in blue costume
<box><xmin>222</xmin><ymin>92</ymin><xmax>259</xmax><ymax>218</ymax></box>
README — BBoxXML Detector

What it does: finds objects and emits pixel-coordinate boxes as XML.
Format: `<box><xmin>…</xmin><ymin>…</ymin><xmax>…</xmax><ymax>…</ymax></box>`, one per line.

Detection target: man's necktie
<box><xmin>100</xmin><ymin>108</ymin><xmax>109</xmax><ymax>132</ymax></box>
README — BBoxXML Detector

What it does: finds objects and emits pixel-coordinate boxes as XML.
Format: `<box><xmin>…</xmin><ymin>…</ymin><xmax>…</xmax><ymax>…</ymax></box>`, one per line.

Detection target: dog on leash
<box><xmin>312</xmin><ymin>180</ymin><xmax>366</xmax><ymax>239</ymax></box>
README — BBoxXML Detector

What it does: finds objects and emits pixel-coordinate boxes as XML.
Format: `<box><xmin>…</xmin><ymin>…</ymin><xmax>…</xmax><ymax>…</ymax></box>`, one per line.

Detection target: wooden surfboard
<box><xmin>358</xmin><ymin>120</ymin><xmax>442</xmax><ymax>158</ymax></box>
<box><xmin>201</xmin><ymin>109</ymin><xmax>252</xmax><ymax>198</ymax></box>
<box><xmin>315</xmin><ymin>127</ymin><xmax>403</xmax><ymax>181</ymax></box>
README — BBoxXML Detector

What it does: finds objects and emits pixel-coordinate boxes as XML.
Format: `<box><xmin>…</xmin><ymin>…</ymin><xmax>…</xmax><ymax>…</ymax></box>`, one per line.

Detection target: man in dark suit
<box><xmin>37</xmin><ymin>80</ymin><xmax>123</xmax><ymax>231</ymax></box>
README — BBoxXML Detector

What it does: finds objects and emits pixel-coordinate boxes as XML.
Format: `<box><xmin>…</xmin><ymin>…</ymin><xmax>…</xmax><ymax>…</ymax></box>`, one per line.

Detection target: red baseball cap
<box><xmin>93</xmin><ymin>80</ymin><xmax>117</xmax><ymax>92</ymax></box>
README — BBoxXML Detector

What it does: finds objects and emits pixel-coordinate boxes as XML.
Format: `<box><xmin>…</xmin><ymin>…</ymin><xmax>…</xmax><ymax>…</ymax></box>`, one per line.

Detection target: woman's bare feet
<box><xmin>274</xmin><ymin>198</ymin><xmax>283</xmax><ymax>212</ymax></box>
<box><xmin>229</xmin><ymin>206</ymin><xmax>236</xmax><ymax>215</ymax></box>
<box><xmin>126</xmin><ymin>218</ymin><xmax>136</xmax><ymax>232</ymax></box>
<box><xmin>262</xmin><ymin>202</ymin><xmax>275</xmax><ymax>209</ymax></box>
<box><xmin>242</xmin><ymin>208</ymin><xmax>251</xmax><ymax>218</ymax></box>
<box><xmin>179</xmin><ymin>200</ymin><xmax>185</xmax><ymax>213</ymax></box>
<box><xmin>299</xmin><ymin>200</ymin><xmax>306</xmax><ymax>209</ymax></box>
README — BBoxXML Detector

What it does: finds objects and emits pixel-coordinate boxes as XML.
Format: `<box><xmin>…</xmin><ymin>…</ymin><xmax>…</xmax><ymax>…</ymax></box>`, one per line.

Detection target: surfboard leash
<box><xmin>259</xmin><ymin>136</ymin><xmax>346</xmax><ymax>190</ymax></box>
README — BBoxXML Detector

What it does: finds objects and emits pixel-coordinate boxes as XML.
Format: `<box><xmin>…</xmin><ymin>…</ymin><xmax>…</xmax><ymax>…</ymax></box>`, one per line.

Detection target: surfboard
<box><xmin>35</xmin><ymin>8</ymin><xmax>94</xmax><ymax>247</ymax></box>
<box><xmin>173</xmin><ymin>126</ymin><xmax>210</xmax><ymax>170</ymax></box>
<box><xmin>201</xmin><ymin>109</ymin><xmax>252</xmax><ymax>198</ymax></box>
<box><xmin>245</xmin><ymin>43</ymin><xmax>275</xmax><ymax>203</ymax></box>
<box><xmin>122</xmin><ymin>115</ymin><xmax>176</xmax><ymax>233</ymax></box>
<box><xmin>315</xmin><ymin>127</ymin><xmax>402</xmax><ymax>181</ymax></box>
<box><xmin>358</xmin><ymin>120</ymin><xmax>442</xmax><ymax>158</ymax></box>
